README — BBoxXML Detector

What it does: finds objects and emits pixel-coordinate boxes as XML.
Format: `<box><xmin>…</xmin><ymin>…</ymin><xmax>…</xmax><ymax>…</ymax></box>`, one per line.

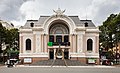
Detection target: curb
<box><xmin>16</xmin><ymin>65</ymin><xmax>116</xmax><ymax>68</ymax></box>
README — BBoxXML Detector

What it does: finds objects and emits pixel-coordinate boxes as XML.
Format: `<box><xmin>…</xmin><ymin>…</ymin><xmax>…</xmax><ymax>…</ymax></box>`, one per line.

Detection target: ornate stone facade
<box><xmin>19</xmin><ymin>9</ymin><xmax>100</xmax><ymax>64</ymax></box>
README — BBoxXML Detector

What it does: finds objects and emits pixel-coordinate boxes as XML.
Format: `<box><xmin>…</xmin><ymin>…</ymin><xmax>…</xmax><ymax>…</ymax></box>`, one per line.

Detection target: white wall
<box><xmin>22</xmin><ymin>33</ymin><xmax>33</xmax><ymax>54</ymax></box>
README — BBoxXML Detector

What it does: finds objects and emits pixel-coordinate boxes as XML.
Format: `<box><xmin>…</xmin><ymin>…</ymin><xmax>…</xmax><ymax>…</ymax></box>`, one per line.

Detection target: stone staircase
<box><xmin>31</xmin><ymin>59</ymin><xmax>87</xmax><ymax>66</ymax></box>
<box><xmin>51</xmin><ymin>59</ymin><xmax>66</xmax><ymax>66</ymax></box>
<box><xmin>66</xmin><ymin>60</ymin><xmax>88</xmax><ymax>66</ymax></box>
<box><xmin>31</xmin><ymin>59</ymin><xmax>53</xmax><ymax>66</ymax></box>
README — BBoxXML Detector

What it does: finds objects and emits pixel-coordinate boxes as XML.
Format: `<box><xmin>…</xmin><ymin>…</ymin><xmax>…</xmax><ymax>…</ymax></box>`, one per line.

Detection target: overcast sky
<box><xmin>0</xmin><ymin>0</ymin><xmax>120</xmax><ymax>27</ymax></box>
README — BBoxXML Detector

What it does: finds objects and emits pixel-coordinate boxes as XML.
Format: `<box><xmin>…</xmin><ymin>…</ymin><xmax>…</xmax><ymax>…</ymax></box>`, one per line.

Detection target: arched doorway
<box><xmin>49</xmin><ymin>21</ymin><xmax>70</xmax><ymax>59</ymax></box>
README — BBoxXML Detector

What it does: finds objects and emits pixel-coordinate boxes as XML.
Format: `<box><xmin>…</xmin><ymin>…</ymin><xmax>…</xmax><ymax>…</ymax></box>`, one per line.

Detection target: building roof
<box><xmin>68</xmin><ymin>16</ymin><xmax>81</xmax><ymax>25</ymax></box>
<box><xmin>38</xmin><ymin>16</ymin><xmax>49</xmax><ymax>24</ymax></box>
<box><xmin>22</xmin><ymin>15</ymin><xmax>96</xmax><ymax>28</ymax></box>
<box><xmin>80</xmin><ymin>20</ymin><xmax>95</xmax><ymax>27</ymax></box>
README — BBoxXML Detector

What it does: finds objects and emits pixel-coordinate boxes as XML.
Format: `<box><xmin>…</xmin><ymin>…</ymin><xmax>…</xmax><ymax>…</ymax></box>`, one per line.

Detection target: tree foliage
<box><xmin>99</xmin><ymin>13</ymin><xmax>120</xmax><ymax>50</ymax></box>
<box><xmin>0</xmin><ymin>22</ymin><xmax>6</xmax><ymax>53</ymax></box>
<box><xmin>0</xmin><ymin>22</ymin><xmax>19</xmax><ymax>54</ymax></box>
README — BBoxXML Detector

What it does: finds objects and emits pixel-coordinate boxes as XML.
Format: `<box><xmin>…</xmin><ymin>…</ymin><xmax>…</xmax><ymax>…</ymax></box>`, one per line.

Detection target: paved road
<box><xmin>0</xmin><ymin>66</ymin><xmax>120</xmax><ymax>73</ymax></box>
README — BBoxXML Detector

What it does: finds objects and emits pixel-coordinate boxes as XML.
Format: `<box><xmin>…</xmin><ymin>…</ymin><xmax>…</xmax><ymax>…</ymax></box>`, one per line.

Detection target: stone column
<box><xmin>54</xmin><ymin>35</ymin><xmax>56</xmax><ymax>42</ymax></box>
<box><xmin>44</xmin><ymin>34</ymin><xmax>48</xmax><ymax>53</ymax></box>
<box><xmin>39</xmin><ymin>35</ymin><xmax>42</xmax><ymax>53</ymax></box>
<box><xmin>80</xmin><ymin>35</ymin><xmax>84</xmax><ymax>53</ymax></box>
<box><xmin>62</xmin><ymin>49</ymin><xmax>64</xmax><ymax>60</ymax></box>
<box><xmin>43</xmin><ymin>34</ymin><xmax>46</xmax><ymax>53</ymax></box>
<box><xmin>75</xmin><ymin>35</ymin><xmax>77</xmax><ymax>53</ymax></box>
<box><xmin>33</xmin><ymin>34</ymin><xmax>36</xmax><ymax>53</ymax></box>
<box><xmin>46</xmin><ymin>35</ymin><xmax>49</xmax><ymax>52</ymax></box>
<box><xmin>72</xmin><ymin>34</ymin><xmax>77</xmax><ymax>53</ymax></box>
<box><xmin>54</xmin><ymin>49</ymin><xmax>56</xmax><ymax>60</ymax></box>
<box><xmin>62</xmin><ymin>35</ymin><xmax>64</xmax><ymax>42</ymax></box>
<box><xmin>48</xmin><ymin>49</ymin><xmax>50</xmax><ymax>59</ymax></box>
<box><xmin>72</xmin><ymin>35</ymin><xmax>75</xmax><ymax>53</ymax></box>
<box><xmin>69</xmin><ymin>34</ymin><xmax>73</xmax><ymax>52</ymax></box>
<box><xmin>93</xmin><ymin>37</ymin><xmax>96</xmax><ymax>53</ymax></box>
<box><xmin>43</xmin><ymin>35</ymin><xmax>45</xmax><ymax>53</ymax></box>
<box><xmin>96</xmin><ymin>36</ymin><xmax>99</xmax><ymax>53</ymax></box>
<box><xmin>35</xmin><ymin>34</ymin><xmax>41</xmax><ymax>53</ymax></box>
<box><xmin>41</xmin><ymin>34</ymin><xmax>43</xmax><ymax>52</ymax></box>
<box><xmin>77</xmin><ymin>35</ymin><xmax>80</xmax><ymax>53</ymax></box>
<box><xmin>83</xmin><ymin>35</ymin><xmax>86</xmax><ymax>53</ymax></box>
<box><xmin>69</xmin><ymin>49</ymin><xmax>71</xmax><ymax>59</ymax></box>
<box><xmin>20</xmin><ymin>35</ymin><xmax>23</xmax><ymax>53</ymax></box>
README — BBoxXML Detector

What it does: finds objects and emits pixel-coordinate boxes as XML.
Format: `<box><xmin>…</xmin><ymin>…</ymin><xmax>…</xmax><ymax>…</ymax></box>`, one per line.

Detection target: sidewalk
<box><xmin>1</xmin><ymin>64</ymin><xmax>118</xmax><ymax>68</ymax></box>
<box><xmin>15</xmin><ymin>65</ymin><xmax>116</xmax><ymax>68</ymax></box>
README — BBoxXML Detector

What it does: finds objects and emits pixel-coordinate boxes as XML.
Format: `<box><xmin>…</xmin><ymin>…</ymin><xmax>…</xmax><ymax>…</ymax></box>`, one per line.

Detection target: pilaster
<box><xmin>54</xmin><ymin>49</ymin><xmax>56</xmax><ymax>60</ymax></box>
<box><xmin>72</xmin><ymin>34</ymin><xmax>77</xmax><ymax>53</ymax></box>
<box><xmin>41</xmin><ymin>34</ymin><xmax>43</xmax><ymax>52</ymax></box>
<box><xmin>96</xmin><ymin>36</ymin><xmax>99</xmax><ymax>53</ymax></box>
<box><xmin>77</xmin><ymin>35</ymin><xmax>79</xmax><ymax>53</ymax></box>
<box><xmin>69</xmin><ymin>34</ymin><xmax>73</xmax><ymax>52</ymax></box>
<box><xmin>35</xmin><ymin>34</ymin><xmax>41</xmax><ymax>53</ymax></box>
<box><xmin>33</xmin><ymin>34</ymin><xmax>36</xmax><ymax>53</ymax></box>
<box><xmin>20</xmin><ymin>36</ymin><xmax>23</xmax><ymax>53</ymax></box>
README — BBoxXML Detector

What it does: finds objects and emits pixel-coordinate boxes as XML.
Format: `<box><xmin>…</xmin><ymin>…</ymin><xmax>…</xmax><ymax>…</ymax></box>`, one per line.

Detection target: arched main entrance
<box><xmin>48</xmin><ymin>20</ymin><xmax>70</xmax><ymax>59</ymax></box>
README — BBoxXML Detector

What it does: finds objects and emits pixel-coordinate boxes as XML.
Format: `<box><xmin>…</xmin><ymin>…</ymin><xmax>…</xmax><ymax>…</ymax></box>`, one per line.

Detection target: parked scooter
<box><xmin>6</xmin><ymin>59</ymin><xmax>16</xmax><ymax>68</ymax></box>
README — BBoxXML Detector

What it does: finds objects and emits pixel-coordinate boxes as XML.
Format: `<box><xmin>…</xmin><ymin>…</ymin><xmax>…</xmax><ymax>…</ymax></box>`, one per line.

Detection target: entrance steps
<box><xmin>31</xmin><ymin>60</ymin><xmax>53</xmax><ymax>66</ymax></box>
<box><xmin>51</xmin><ymin>59</ymin><xmax>66</xmax><ymax>66</ymax></box>
<box><xmin>66</xmin><ymin>60</ymin><xmax>87</xmax><ymax>66</ymax></box>
<box><xmin>31</xmin><ymin>59</ymin><xmax>87</xmax><ymax>66</ymax></box>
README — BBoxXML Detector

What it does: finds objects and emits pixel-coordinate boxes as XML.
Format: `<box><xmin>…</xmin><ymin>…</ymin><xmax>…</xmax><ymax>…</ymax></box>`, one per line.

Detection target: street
<box><xmin>0</xmin><ymin>66</ymin><xmax>120</xmax><ymax>73</ymax></box>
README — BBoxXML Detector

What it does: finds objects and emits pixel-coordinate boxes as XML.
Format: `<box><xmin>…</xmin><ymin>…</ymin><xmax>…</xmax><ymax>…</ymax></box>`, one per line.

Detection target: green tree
<box><xmin>99</xmin><ymin>13</ymin><xmax>120</xmax><ymax>62</ymax></box>
<box><xmin>9</xmin><ymin>28</ymin><xmax>19</xmax><ymax>49</ymax></box>
<box><xmin>112</xmin><ymin>13</ymin><xmax>120</xmax><ymax>45</ymax></box>
<box><xmin>0</xmin><ymin>22</ymin><xmax>7</xmax><ymax>62</ymax></box>
<box><xmin>3</xmin><ymin>28</ymin><xmax>19</xmax><ymax>58</ymax></box>
<box><xmin>0</xmin><ymin>22</ymin><xmax>6</xmax><ymax>53</ymax></box>
<box><xmin>0</xmin><ymin>22</ymin><xmax>19</xmax><ymax>62</ymax></box>
<box><xmin>99</xmin><ymin>14</ymin><xmax>117</xmax><ymax>50</ymax></box>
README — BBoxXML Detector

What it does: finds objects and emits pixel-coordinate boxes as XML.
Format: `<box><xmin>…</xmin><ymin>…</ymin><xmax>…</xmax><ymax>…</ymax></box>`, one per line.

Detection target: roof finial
<box><xmin>53</xmin><ymin>8</ymin><xmax>65</xmax><ymax>15</ymax></box>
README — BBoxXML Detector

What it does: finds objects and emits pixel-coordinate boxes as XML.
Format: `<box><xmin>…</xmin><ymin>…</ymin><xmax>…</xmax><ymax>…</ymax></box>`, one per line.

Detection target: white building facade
<box><xmin>19</xmin><ymin>9</ymin><xmax>100</xmax><ymax>64</ymax></box>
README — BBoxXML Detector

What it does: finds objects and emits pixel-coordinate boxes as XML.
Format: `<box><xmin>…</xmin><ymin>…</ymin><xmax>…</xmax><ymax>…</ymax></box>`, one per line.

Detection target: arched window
<box><xmin>87</xmin><ymin>39</ymin><xmax>93</xmax><ymax>51</ymax></box>
<box><xmin>49</xmin><ymin>23</ymin><xmax>69</xmax><ymax>34</ymax></box>
<box><xmin>26</xmin><ymin>39</ymin><xmax>31</xmax><ymax>50</ymax></box>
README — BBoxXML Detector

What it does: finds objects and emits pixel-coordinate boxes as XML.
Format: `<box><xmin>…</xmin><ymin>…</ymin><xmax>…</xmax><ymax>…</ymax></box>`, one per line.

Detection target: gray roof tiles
<box><xmin>23</xmin><ymin>15</ymin><xmax>96</xmax><ymax>28</ymax></box>
<box><xmin>80</xmin><ymin>20</ymin><xmax>96</xmax><ymax>27</ymax></box>
<box><xmin>68</xmin><ymin>16</ymin><xmax>81</xmax><ymax>24</ymax></box>
<box><xmin>38</xmin><ymin>16</ymin><xmax>49</xmax><ymax>24</ymax></box>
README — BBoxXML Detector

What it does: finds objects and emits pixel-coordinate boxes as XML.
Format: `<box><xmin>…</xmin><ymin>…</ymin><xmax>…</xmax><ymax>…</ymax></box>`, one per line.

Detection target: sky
<box><xmin>0</xmin><ymin>0</ymin><xmax>120</xmax><ymax>27</ymax></box>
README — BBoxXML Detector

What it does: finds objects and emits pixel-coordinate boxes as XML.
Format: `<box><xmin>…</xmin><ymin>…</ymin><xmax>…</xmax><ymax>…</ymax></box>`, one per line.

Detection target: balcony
<box><xmin>48</xmin><ymin>42</ymin><xmax>70</xmax><ymax>49</ymax></box>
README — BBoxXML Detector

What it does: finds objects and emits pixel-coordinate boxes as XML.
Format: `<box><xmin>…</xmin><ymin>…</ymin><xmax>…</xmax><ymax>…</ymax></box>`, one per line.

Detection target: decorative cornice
<box><xmin>75</xmin><ymin>27</ymin><xmax>86</xmax><ymax>31</ymax></box>
<box><xmin>19</xmin><ymin>29</ymin><xmax>32</xmax><ymax>33</ymax></box>
<box><xmin>32</xmin><ymin>27</ymin><xmax>44</xmax><ymax>31</ymax></box>
<box><xmin>86</xmin><ymin>29</ymin><xmax>100</xmax><ymax>33</ymax></box>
